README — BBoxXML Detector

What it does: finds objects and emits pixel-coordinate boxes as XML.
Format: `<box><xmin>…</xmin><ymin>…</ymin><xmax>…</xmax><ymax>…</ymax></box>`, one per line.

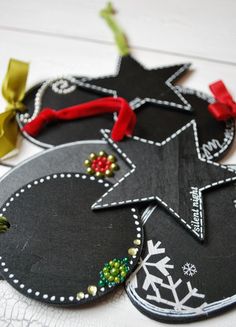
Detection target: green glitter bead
<box><xmin>120</xmin><ymin>271</ymin><xmax>127</xmax><ymax>278</ymax></box>
<box><xmin>98</xmin><ymin>280</ymin><xmax>105</xmax><ymax>287</ymax></box>
<box><xmin>114</xmin><ymin>277</ymin><xmax>120</xmax><ymax>284</ymax></box>
<box><xmin>108</xmin><ymin>276</ymin><xmax>114</xmax><ymax>282</ymax></box>
<box><xmin>110</xmin><ymin>268</ymin><xmax>119</xmax><ymax>276</ymax></box>
<box><xmin>103</xmin><ymin>267</ymin><xmax>109</xmax><ymax>273</ymax></box>
<box><xmin>123</xmin><ymin>257</ymin><xmax>129</xmax><ymax>263</ymax></box>
<box><xmin>104</xmin><ymin>271</ymin><xmax>110</xmax><ymax>279</ymax></box>
<box><xmin>109</xmin><ymin>260</ymin><xmax>114</xmax><ymax>267</ymax></box>
<box><xmin>114</xmin><ymin>262</ymin><xmax>120</xmax><ymax>268</ymax></box>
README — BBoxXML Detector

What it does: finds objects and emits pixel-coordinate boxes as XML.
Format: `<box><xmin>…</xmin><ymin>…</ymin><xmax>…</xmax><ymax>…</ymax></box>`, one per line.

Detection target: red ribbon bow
<box><xmin>208</xmin><ymin>80</ymin><xmax>236</xmax><ymax>120</ymax></box>
<box><xmin>22</xmin><ymin>97</ymin><xmax>137</xmax><ymax>142</ymax></box>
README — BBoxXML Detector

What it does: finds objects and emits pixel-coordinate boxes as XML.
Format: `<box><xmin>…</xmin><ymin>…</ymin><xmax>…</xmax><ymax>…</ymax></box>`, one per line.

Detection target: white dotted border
<box><xmin>175</xmin><ymin>85</ymin><xmax>235</xmax><ymax>160</ymax></box>
<box><xmin>0</xmin><ymin>173</ymin><xmax>142</xmax><ymax>303</ymax></box>
<box><xmin>81</xmin><ymin>60</ymin><xmax>192</xmax><ymax>111</ymax></box>
<box><xmin>92</xmin><ymin>120</ymin><xmax>236</xmax><ymax>240</ymax></box>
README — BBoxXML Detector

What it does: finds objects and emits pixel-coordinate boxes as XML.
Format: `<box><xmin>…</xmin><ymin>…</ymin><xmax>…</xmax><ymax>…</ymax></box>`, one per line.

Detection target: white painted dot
<box><xmin>34</xmin><ymin>181</ymin><xmax>38</xmax><ymax>185</ymax></box>
<box><xmin>135</xmin><ymin>221</ymin><xmax>139</xmax><ymax>225</ymax></box>
<box><xmin>53</xmin><ymin>175</ymin><xmax>57</xmax><ymax>179</ymax></box>
<box><xmin>75</xmin><ymin>174</ymin><xmax>80</xmax><ymax>178</ymax></box>
<box><xmin>100</xmin><ymin>288</ymin><xmax>105</xmax><ymax>292</ymax></box>
<box><xmin>6</xmin><ymin>203</ymin><xmax>9</xmax><ymax>207</ymax></box>
<box><xmin>0</xmin><ymin>214</ymin><xmax>2</xmax><ymax>217</ymax></box>
<box><xmin>66</xmin><ymin>174</ymin><xmax>71</xmax><ymax>178</ymax></box>
<box><xmin>137</xmin><ymin>233</ymin><xmax>141</xmax><ymax>238</ymax></box>
<box><xmin>130</xmin><ymin>260</ymin><xmax>133</xmax><ymax>264</ymax></box>
<box><xmin>20</xmin><ymin>189</ymin><xmax>25</xmax><ymax>193</ymax></box>
<box><xmin>98</xmin><ymin>179</ymin><xmax>103</xmax><ymax>183</ymax></box>
<box><xmin>133</xmin><ymin>215</ymin><xmax>138</xmax><ymax>219</ymax></box>
<box><xmin>60</xmin><ymin>174</ymin><xmax>65</xmax><ymax>178</ymax></box>
<box><xmin>27</xmin><ymin>184</ymin><xmax>32</xmax><ymax>189</ymax></box>
<box><xmin>35</xmin><ymin>291</ymin><xmax>40</xmax><ymax>296</ymax></box>
<box><xmin>43</xmin><ymin>294</ymin><xmax>48</xmax><ymax>299</ymax></box>
<box><xmin>69</xmin><ymin>296</ymin><xmax>74</xmax><ymax>301</ymax></box>
<box><xmin>60</xmin><ymin>296</ymin><xmax>65</xmax><ymax>302</ymax></box>
<box><xmin>4</xmin><ymin>268</ymin><xmax>8</xmax><ymax>272</ymax></box>
<box><xmin>40</xmin><ymin>178</ymin><xmax>44</xmax><ymax>183</ymax></box>
<box><xmin>27</xmin><ymin>289</ymin><xmax>32</xmax><ymax>294</ymax></box>
<box><xmin>104</xmin><ymin>183</ymin><xmax>109</xmax><ymax>187</ymax></box>
<box><xmin>2</xmin><ymin>208</ymin><xmax>6</xmax><ymax>212</ymax></box>
<box><xmin>20</xmin><ymin>284</ymin><xmax>25</xmax><ymax>289</ymax></box>
<box><xmin>131</xmin><ymin>208</ymin><xmax>136</xmax><ymax>212</ymax></box>
<box><xmin>137</xmin><ymin>227</ymin><xmax>141</xmax><ymax>231</ymax></box>
<box><xmin>1</xmin><ymin>262</ymin><xmax>5</xmax><ymax>266</ymax></box>
<box><xmin>9</xmin><ymin>274</ymin><xmax>14</xmax><ymax>279</ymax></box>
<box><xmin>13</xmin><ymin>279</ymin><xmax>19</xmax><ymax>284</ymax></box>
<box><xmin>46</xmin><ymin>176</ymin><xmax>51</xmax><ymax>180</ymax></box>
<box><xmin>84</xmin><ymin>294</ymin><xmax>89</xmax><ymax>298</ymax></box>
<box><xmin>50</xmin><ymin>296</ymin><xmax>55</xmax><ymax>301</ymax></box>
<box><xmin>90</xmin><ymin>176</ymin><xmax>95</xmax><ymax>180</ymax></box>
<box><xmin>0</xmin><ymin>256</ymin><xmax>2</xmax><ymax>259</ymax></box>
<box><xmin>82</xmin><ymin>175</ymin><xmax>86</xmax><ymax>179</ymax></box>
<box><xmin>10</xmin><ymin>198</ymin><xmax>14</xmax><ymax>202</ymax></box>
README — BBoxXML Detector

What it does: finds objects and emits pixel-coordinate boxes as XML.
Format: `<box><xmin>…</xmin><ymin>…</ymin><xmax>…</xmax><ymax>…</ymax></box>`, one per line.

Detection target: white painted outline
<box><xmin>80</xmin><ymin>59</ymin><xmax>192</xmax><ymax>111</ymax></box>
<box><xmin>92</xmin><ymin>120</ymin><xmax>236</xmax><ymax>240</ymax></box>
<box><xmin>0</xmin><ymin>173</ymin><xmax>141</xmax><ymax>304</ymax></box>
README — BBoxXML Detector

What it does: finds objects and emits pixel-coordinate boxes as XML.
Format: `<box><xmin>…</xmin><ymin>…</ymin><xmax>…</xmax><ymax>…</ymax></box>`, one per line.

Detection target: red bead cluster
<box><xmin>84</xmin><ymin>151</ymin><xmax>119</xmax><ymax>178</ymax></box>
<box><xmin>91</xmin><ymin>156</ymin><xmax>112</xmax><ymax>174</ymax></box>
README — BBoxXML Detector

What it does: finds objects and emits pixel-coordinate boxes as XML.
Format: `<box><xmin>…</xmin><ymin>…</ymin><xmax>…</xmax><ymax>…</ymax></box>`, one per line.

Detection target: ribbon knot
<box><xmin>22</xmin><ymin>97</ymin><xmax>137</xmax><ymax>142</ymax></box>
<box><xmin>0</xmin><ymin>59</ymin><xmax>29</xmax><ymax>158</ymax></box>
<box><xmin>208</xmin><ymin>80</ymin><xmax>236</xmax><ymax>120</ymax></box>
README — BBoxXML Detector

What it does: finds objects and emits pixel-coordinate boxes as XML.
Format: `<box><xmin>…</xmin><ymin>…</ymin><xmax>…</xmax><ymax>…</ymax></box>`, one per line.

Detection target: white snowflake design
<box><xmin>127</xmin><ymin>240</ymin><xmax>207</xmax><ymax>312</ymax></box>
<box><xmin>182</xmin><ymin>263</ymin><xmax>197</xmax><ymax>277</ymax></box>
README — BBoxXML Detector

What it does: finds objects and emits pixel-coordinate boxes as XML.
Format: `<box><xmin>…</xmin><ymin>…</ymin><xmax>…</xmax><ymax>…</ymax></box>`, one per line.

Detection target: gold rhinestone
<box><xmin>84</xmin><ymin>159</ymin><xmax>91</xmax><ymax>167</ymax></box>
<box><xmin>95</xmin><ymin>171</ymin><xmax>104</xmax><ymax>178</ymax></box>
<box><xmin>107</xmin><ymin>155</ymin><xmax>116</xmax><ymax>163</ymax></box>
<box><xmin>86</xmin><ymin>167</ymin><xmax>94</xmax><ymax>175</ymax></box>
<box><xmin>76</xmin><ymin>292</ymin><xmax>85</xmax><ymax>300</ymax></box>
<box><xmin>89</xmin><ymin>153</ymin><xmax>97</xmax><ymax>160</ymax></box>
<box><xmin>110</xmin><ymin>163</ymin><xmax>119</xmax><ymax>171</ymax></box>
<box><xmin>98</xmin><ymin>150</ymin><xmax>107</xmax><ymax>157</ymax></box>
<box><xmin>87</xmin><ymin>285</ymin><xmax>97</xmax><ymax>296</ymax></box>
<box><xmin>128</xmin><ymin>248</ymin><xmax>138</xmax><ymax>256</ymax></box>
<box><xmin>105</xmin><ymin>169</ymin><xmax>113</xmax><ymax>177</ymax></box>
<box><xmin>133</xmin><ymin>239</ymin><xmax>141</xmax><ymax>245</ymax></box>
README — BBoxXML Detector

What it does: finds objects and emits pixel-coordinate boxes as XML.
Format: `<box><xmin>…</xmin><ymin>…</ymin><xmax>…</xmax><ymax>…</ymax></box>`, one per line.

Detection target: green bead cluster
<box><xmin>98</xmin><ymin>258</ymin><xmax>130</xmax><ymax>287</ymax></box>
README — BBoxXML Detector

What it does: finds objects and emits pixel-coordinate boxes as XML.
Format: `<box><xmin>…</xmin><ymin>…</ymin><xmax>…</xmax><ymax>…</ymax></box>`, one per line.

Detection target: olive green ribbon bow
<box><xmin>0</xmin><ymin>59</ymin><xmax>29</xmax><ymax>158</ymax></box>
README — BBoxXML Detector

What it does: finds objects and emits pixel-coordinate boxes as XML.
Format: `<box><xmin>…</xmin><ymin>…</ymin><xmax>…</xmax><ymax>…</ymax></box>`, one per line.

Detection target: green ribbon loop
<box><xmin>0</xmin><ymin>59</ymin><xmax>29</xmax><ymax>158</ymax></box>
<box><xmin>100</xmin><ymin>3</ymin><xmax>130</xmax><ymax>56</ymax></box>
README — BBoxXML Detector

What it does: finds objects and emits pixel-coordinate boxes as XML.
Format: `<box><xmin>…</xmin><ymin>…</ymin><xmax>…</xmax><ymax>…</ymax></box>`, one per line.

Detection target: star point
<box><xmin>92</xmin><ymin>120</ymin><xmax>236</xmax><ymax>241</ymax></box>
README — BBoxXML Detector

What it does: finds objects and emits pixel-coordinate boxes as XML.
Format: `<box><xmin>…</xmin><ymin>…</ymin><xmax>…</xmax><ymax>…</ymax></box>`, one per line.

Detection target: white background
<box><xmin>0</xmin><ymin>0</ymin><xmax>236</xmax><ymax>326</ymax></box>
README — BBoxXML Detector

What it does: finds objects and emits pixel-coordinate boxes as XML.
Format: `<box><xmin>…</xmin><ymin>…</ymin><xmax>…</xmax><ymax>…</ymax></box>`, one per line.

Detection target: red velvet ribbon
<box><xmin>208</xmin><ymin>80</ymin><xmax>236</xmax><ymax>120</ymax></box>
<box><xmin>22</xmin><ymin>97</ymin><xmax>137</xmax><ymax>142</ymax></box>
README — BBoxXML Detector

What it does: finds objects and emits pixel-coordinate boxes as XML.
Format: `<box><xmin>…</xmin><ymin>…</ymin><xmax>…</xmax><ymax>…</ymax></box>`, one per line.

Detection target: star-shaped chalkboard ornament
<box><xmin>92</xmin><ymin>120</ymin><xmax>236</xmax><ymax>241</ymax></box>
<box><xmin>79</xmin><ymin>55</ymin><xmax>192</xmax><ymax>111</ymax></box>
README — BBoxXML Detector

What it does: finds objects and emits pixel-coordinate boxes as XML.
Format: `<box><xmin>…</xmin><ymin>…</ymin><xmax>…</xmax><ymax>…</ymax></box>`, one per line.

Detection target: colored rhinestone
<box><xmin>128</xmin><ymin>248</ymin><xmax>138</xmax><ymax>256</ymax></box>
<box><xmin>87</xmin><ymin>285</ymin><xmax>97</xmax><ymax>296</ymax></box>
<box><xmin>133</xmin><ymin>239</ymin><xmax>141</xmax><ymax>245</ymax></box>
<box><xmin>84</xmin><ymin>151</ymin><xmax>119</xmax><ymax>178</ymax></box>
<box><xmin>89</xmin><ymin>153</ymin><xmax>97</xmax><ymax>160</ymax></box>
<box><xmin>98</xmin><ymin>257</ymin><xmax>130</xmax><ymax>288</ymax></box>
<box><xmin>84</xmin><ymin>159</ymin><xmax>91</xmax><ymax>167</ymax></box>
<box><xmin>110</xmin><ymin>268</ymin><xmax>119</xmax><ymax>276</ymax></box>
<box><xmin>76</xmin><ymin>292</ymin><xmax>85</xmax><ymax>300</ymax></box>
<box><xmin>107</xmin><ymin>155</ymin><xmax>116</xmax><ymax>162</ymax></box>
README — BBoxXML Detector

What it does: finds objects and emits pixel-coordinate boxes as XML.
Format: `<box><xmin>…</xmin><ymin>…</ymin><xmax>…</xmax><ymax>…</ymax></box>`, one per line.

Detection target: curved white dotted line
<box><xmin>0</xmin><ymin>173</ymin><xmax>141</xmax><ymax>303</ymax></box>
<box><xmin>92</xmin><ymin>120</ymin><xmax>236</xmax><ymax>240</ymax></box>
